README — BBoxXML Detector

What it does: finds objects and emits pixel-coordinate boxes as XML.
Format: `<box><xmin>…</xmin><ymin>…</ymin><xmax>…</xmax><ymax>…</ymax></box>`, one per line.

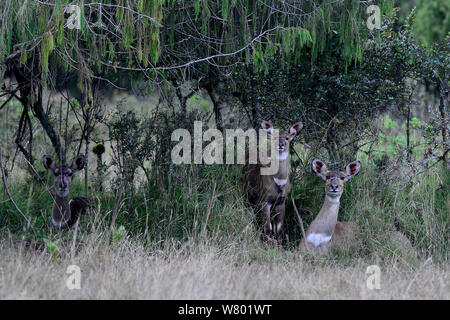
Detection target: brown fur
<box><xmin>242</xmin><ymin>121</ymin><xmax>303</xmax><ymax>239</ymax></box>
<box><xmin>52</xmin><ymin>196</ymin><xmax>91</xmax><ymax>229</ymax></box>
<box><xmin>300</xmin><ymin>159</ymin><xmax>412</xmax><ymax>254</ymax></box>
<box><xmin>43</xmin><ymin>154</ymin><xmax>90</xmax><ymax>229</ymax></box>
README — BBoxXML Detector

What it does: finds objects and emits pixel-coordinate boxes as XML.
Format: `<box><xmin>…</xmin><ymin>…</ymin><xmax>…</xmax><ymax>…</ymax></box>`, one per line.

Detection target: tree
<box><xmin>230</xmin><ymin>7</ymin><xmax>449</xmax><ymax>166</ymax></box>
<box><xmin>413</xmin><ymin>0</ymin><xmax>450</xmax><ymax>46</ymax></box>
<box><xmin>0</xmin><ymin>0</ymin><xmax>399</xmax><ymax>179</ymax></box>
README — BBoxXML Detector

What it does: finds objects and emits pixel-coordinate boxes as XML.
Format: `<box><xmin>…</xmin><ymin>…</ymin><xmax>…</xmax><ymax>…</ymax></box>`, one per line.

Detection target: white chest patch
<box><xmin>307</xmin><ymin>233</ymin><xmax>332</xmax><ymax>247</ymax></box>
<box><xmin>273</xmin><ymin>177</ymin><xmax>288</xmax><ymax>186</ymax></box>
<box><xmin>326</xmin><ymin>195</ymin><xmax>341</xmax><ymax>204</ymax></box>
<box><xmin>52</xmin><ymin>216</ymin><xmax>68</xmax><ymax>228</ymax></box>
<box><xmin>278</xmin><ymin>151</ymin><xmax>288</xmax><ymax>161</ymax></box>
<box><xmin>276</xmin><ymin>222</ymin><xmax>282</xmax><ymax>233</ymax></box>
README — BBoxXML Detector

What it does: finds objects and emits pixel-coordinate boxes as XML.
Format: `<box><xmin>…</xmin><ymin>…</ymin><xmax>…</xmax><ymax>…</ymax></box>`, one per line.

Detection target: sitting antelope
<box><xmin>243</xmin><ymin>120</ymin><xmax>303</xmax><ymax>240</ymax></box>
<box><xmin>43</xmin><ymin>154</ymin><xmax>90</xmax><ymax>228</ymax></box>
<box><xmin>300</xmin><ymin>159</ymin><xmax>412</xmax><ymax>254</ymax></box>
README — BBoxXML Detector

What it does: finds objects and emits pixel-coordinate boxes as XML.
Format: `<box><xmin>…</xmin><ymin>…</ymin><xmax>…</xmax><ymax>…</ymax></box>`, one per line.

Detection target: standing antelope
<box><xmin>300</xmin><ymin>159</ymin><xmax>412</xmax><ymax>254</ymax></box>
<box><xmin>43</xmin><ymin>154</ymin><xmax>90</xmax><ymax>228</ymax></box>
<box><xmin>243</xmin><ymin>120</ymin><xmax>303</xmax><ymax>240</ymax></box>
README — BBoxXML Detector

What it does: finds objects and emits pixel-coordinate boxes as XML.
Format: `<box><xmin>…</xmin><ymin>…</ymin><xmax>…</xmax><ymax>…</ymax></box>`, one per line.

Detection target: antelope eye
<box><xmin>325</xmin><ymin>175</ymin><xmax>330</xmax><ymax>179</ymax></box>
<box><xmin>340</xmin><ymin>177</ymin><xmax>345</xmax><ymax>180</ymax></box>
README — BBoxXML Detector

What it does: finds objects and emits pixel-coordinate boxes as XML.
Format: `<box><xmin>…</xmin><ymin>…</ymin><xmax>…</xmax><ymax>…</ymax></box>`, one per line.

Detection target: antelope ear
<box><xmin>261</xmin><ymin>120</ymin><xmax>274</xmax><ymax>137</ymax></box>
<box><xmin>289</xmin><ymin>122</ymin><xmax>303</xmax><ymax>140</ymax></box>
<box><xmin>70</xmin><ymin>154</ymin><xmax>85</xmax><ymax>173</ymax></box>
<box><xmin>344</xmin><ymin>161</ymin><xmax>361</xmax><ymax>181</ymax></box>
<box><xmin>312</xmin><ymin>158</ymin><xmax>327</xmax><ymax>181</ymax></box>
<box><xmin>43</xmin><ymin>155</ymin><xmax>56</xmax><ymax>173</ymax></box>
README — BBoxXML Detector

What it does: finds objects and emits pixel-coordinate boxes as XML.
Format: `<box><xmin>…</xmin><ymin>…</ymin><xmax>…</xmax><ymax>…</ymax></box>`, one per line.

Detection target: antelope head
<box><xmin>312</xmin><ymin>159</ymin><xmax>361</xmax><ymax>199</ymax></box>
<box><xmin>43</xmin><ymin>155</ymin><xmax>85</xmax><ymax>198</ymax></box>
<box><xmin>260</xmin><ymin>120</ymin><xmax>303</xmax><ymax>157</ymax></box>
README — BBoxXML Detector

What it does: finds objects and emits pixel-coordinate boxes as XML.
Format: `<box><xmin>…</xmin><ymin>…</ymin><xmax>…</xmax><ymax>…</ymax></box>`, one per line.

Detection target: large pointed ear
<box><xmin>43</xmin><ymin>155</ymin><xmax>56</xmax><ymax>173</ymax></box>
<box><xmin>70</xmin><ymin>154</ymin><xmax>85</xmax><ymax>173</ymax></box>
<box><xmin>312</xmin><ymin>158</ymin><xmax>327</xmax><ymax>181</ymax></box>
<box><xmin>288</xmin><ymin>122</ymin><xmax>303</xmax><ymax>140</ymax></box>
<box><xmin>344</xmin><ymin>161</ymin><xmax>361</xmax><ymax>181</ymax></box>
<box><xmin>261</xmin><ymin>120</ymin><xmax>274</xmax><ymax>137</ymax></box>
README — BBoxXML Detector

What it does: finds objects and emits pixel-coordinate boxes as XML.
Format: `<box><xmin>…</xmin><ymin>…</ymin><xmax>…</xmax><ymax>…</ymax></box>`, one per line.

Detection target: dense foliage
<box><xmin>0</xmin><ymin>1</ymin><xmax>448</xmax><ymax>266</ymax></box>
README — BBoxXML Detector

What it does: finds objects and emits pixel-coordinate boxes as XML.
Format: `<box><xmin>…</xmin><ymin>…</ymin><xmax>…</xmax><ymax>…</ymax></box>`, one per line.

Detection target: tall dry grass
<box><xmin>0</xmin><ymin>119</ymin><xmax>448</xmax><ymax>299</ymax></box>
<box><xmin>0</xmin><ymin>232</ymin><xmax>448</xmax><ymax>299</ymax></box>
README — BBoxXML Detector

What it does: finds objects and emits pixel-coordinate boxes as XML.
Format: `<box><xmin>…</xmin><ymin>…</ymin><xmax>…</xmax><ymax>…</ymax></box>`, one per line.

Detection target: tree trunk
<box><xmin>84</xmin><ymin>134</ymin><xmax>89</xmax><ymax>197</ymax></box>
<box><xmin>439</xmin><ymin>85</ymin><xmax>448</xmax><ymax>152</ymax></box>
<box><xmin>406</xmin><ymin>103</ymin><xmax>412</xmax><ymax>163</ymax></box>
<box><xmin>7</xmin><ymin>52</ymin><xmax>62</xmax><ymax>159</ymax></box>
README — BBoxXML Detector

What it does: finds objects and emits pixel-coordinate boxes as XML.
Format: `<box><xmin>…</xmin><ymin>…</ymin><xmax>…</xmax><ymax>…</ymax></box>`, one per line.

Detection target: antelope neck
<box><xmin>277</xmin><ymin>151</ymin><xmax>288</xmax><ymax>161</ymax></box>
<box><xmin>309</xmin><ymin>194</ymin><xmax>341</xmax><ymax>237</ymax></box>
<box><xmin>55</xmin><ymin>193</ymin><xmax>69</xmax><ymax>205</ymax></box>
<box><xmin>273</xmin><ymin>155</ymin><xmax>289</xmax><ymax>180</ymax></box>
<box><xmin>53</xmin><ymin>194</ymin><xmax>70</xmax><ymax>222</ymax></box>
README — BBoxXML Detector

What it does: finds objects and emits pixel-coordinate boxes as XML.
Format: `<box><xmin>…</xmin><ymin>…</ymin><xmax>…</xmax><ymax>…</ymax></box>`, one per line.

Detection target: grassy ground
<box><xmin>0</xmin><ymin>156</ymin><xmax>448</xmax><ymax>299</ymax></box>
<box><xmin>0</xmin><ymin>233</ymin><xmax>447</xmax><ymax>299</ymax></box>
<box><xmin>0</xmin><ymin>91</ymin><xmax>448</xmax><ymax>299</ymax></box>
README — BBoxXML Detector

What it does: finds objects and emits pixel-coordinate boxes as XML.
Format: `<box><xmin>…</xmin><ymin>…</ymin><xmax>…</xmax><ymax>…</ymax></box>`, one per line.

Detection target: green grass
<box><xmin>1</xmin><ymin>154</ymin><xmax>448</xmax><ymax>265</ymax></box>
<box><xmin>0</xmin><ymin>93</ymin><xmax>448</xmax><ymax>298</ymax></box>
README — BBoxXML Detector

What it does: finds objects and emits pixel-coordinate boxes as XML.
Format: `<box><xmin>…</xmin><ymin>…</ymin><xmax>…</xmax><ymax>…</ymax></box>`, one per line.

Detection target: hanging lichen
<box><xmin>0</xmin><ymin>0</ymin><xmax>395</xmax><ymax>87</ymax></box>
<box><xmin>40</xmin><ymin>32</ymin><xmax>55</xmax><ymax>80</ymax></box>
<box><xmin>194</xmin><ymin>0</ymin><xmax>200</xmax><ymax>19</ymax></box>
<box><xmin>222</xmin><ymin>0</ymin><xmax>229</xmax><ymax>21</ymax></box>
